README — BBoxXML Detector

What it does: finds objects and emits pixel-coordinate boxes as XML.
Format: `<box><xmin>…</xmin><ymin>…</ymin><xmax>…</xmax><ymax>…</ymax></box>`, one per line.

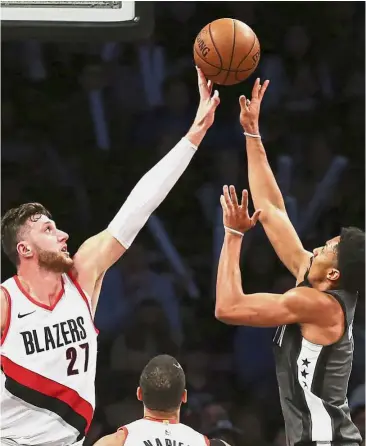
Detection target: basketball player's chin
<box><xmin>59</xmin><ymin>252</ymin><xmax>74</xmax><ymax>272</ymax></box>
<box><xmin>40</xmin><ymin>254</ymin><xmax>74</xmax><ymax>274</ymax></box>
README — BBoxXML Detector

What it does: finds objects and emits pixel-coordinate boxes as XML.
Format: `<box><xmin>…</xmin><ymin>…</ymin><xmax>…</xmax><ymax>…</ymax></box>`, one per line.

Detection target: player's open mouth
<box><xmin>61</xmin><ymin>246</ymin><xmax>69</xmax><ymax>256</ymax></box>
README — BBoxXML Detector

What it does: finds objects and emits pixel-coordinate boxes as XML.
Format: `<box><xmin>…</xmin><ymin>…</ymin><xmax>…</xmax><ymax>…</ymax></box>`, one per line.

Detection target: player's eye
<box><xmin>45</xmin><ymin>226</ymin><xmax>52</xmax><ymax>232</ymax></box>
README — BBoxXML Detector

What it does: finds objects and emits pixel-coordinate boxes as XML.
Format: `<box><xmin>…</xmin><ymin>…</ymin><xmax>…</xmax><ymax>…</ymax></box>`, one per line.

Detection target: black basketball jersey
<box><xmin>273</xmin><ymin>261</ymin><xmax>362</xmax><ymax>446</ymax></box>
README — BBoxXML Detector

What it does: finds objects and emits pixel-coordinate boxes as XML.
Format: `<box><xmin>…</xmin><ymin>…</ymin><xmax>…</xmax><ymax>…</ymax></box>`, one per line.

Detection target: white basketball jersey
<box><xmin>119</xmin><ymin>418</ymin><xmax>209</xmax><ymax>446</ymax></box>
<box><xmin>0</xmin><ymin>273</ymin><xmax>98</xmax><ymax>446</ymax></box>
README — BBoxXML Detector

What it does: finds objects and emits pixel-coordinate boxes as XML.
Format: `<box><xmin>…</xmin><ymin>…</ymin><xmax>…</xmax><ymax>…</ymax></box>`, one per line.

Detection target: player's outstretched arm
<box><xmin>215</xmin><ymin>186</ymin><xmax>339</xmax><ymax>328</ymax></box>
<box><xmin>72</xmin><ymin>68</ymin><xmax>220</xmax><ymax>308</ymax></box>
<box><xmin>239</xmin><ymin>80</ymin><xmax>312</xmax><ymax>279</ymax></box>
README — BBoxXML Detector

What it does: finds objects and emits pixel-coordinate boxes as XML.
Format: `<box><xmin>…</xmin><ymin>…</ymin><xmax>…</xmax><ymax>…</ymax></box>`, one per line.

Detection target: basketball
<box><xmin>193</xmin><ymin>18</ymin><xmax>260</xmax><ymax>86</ymax></box>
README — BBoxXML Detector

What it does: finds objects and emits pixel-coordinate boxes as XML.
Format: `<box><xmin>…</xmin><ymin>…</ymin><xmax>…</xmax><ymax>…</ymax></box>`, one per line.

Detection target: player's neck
<box><xmin>143</xmin><ymin>408</ymin><xmax>180</xmax><ymax>424</ymax></box>
<box><xmin>17</xmin><ymin>265</ymin><xmax>63</xmax><ymax>304</ymax></box>
<box><xmin>310</xmin><ymin>277</ymin><xmax>335</xmax><ymax>293</ymax></box>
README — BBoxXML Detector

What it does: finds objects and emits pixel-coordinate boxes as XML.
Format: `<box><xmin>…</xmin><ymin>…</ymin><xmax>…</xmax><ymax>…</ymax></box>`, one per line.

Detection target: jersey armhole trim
<box><xmin>204</xmin><ymin>435</ymin><xmax>210</xmax><ymax>445</ymax></box>
<box><xmin>0</xmin><ymin>287</ymin><xmax>11</xmax><ymax>346</ymax></box>
<box><xmin>325</xmin><ymin>291</ymin><xmax>348</xmax><ymax>343</ymax></box>
<box><xmin>67</xmin><ymin>272</ymin><xmax>99</xmax><ymax>335</ymax></box>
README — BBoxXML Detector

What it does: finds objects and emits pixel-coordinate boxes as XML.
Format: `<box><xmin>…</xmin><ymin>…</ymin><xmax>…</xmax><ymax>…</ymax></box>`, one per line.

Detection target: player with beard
<box><xmin>215</xmin><ymin>80</ymin><xmax>364</xmax><ymax>446</ymax></box>
<box><xmin>0</xmin><ymin>68</ymin><xmax>220</xmax><ymax>446</ymax></box>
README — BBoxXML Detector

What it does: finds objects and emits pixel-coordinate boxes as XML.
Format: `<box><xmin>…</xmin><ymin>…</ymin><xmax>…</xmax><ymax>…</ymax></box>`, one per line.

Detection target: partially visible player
<box><xmin>0</xmin><ymin>68</ymin><xmax>220</xmax><ymax>446</ymax></box>
<box><xmin>93</xmin><ymin>355</ymin><xmax>231</xmax><ymax>446</ymax></box>
<box><xmin>215</xmin><ymin>79</ymin><xmax>364</xmax><ymax>446</ymax></box>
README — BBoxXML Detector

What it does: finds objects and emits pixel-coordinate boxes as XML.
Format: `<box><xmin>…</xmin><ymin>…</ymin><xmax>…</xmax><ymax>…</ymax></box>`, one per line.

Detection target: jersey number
<box><xmin>66</xmin><ymin>343</ymin><xmax>89</xmax><ymax>376</ymax></box>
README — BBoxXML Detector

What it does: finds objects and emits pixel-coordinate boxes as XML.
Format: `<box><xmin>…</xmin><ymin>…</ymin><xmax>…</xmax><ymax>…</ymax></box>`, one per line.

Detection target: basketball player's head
<box><xmin>138</xmin><ymin>355</ymin><xmax>187</xmax><ymax>414</ymax></box>
<box><xmin>1</xmin><ymin>203</ymin><xmax>73</xmax><ymax>273</ymax></box>
<box><xmin>309</xmin><ymin>227</ymin><xmax>365</xmax><ymax>295</ymax></box>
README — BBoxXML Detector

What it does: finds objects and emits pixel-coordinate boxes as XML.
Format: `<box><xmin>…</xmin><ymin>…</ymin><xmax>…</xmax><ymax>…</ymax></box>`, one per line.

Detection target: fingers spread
<box><xmin>223</xmin><ymin>185</ymin><xmax>234</xmax><ymax>210</ymax></box>
<box><xmin>211</xmin><ymin>90</ymin><xmax>220</xmax><ymax>108</ymax></box>
<box><xmin>241</xmin><ymin>189</ymin><xmax>249</xmax><ymax>209</ymax></box>
<box><xmin>220</xmin><ymin>195</ymin><xmax>229</xmax><ymax>214</ymax></box>
<box><xmin>229</xmin><ymin>185</ymin><xmax>239</xmax><ymax>207</ymax></box>
<box><xmin>196</xmin><ymin>66</ymin><xmax>208</xmax><ymax>99</ymax></box>
<box><xmin>251</xmin><ymin>209</ymin><xmax>262</xmax><ymax>227</ymax></box>
<box><xmin>239</xmin><ymin>95</ymin><xmax>249</xmax><ymax>111</ymax></box>
<box><xmin>259</xmin><ymin>80</ymin><xmax>270</xmax><ymax>100</ymax></box>
<box><xmin>207</xmin><ymin>79</ymin><xmax>214</xmax><ymax>96</ymax></box>
<box><xmin>252</xmin><ymin>78</ymin><xmax>260</xmax><ymax>99</ymax></box>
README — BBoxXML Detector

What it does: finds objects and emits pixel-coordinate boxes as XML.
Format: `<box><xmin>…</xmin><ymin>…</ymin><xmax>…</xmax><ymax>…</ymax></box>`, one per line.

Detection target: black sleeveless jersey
<box><xmin>273</xmin><ymin>260</ymin><xmax>362</xmax><ymax>446</ymax></box>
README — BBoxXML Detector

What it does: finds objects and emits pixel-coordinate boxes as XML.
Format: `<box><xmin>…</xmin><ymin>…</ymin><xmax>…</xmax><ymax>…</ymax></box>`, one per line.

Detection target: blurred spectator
<box><xmin>232</xmin><ymin>405</ymin><xmax>270</xmax><ymax>446</ymax></box>
<box><xmin>133</xmin><ymin>76</ymin><xmax>194</xmax><ymax>146</ymax></box>
<box><xmin>96</xmin><ymin>243</ymin><xmax>183</xmax><ymax>344</ymax></box>
<box><xmin>110</xmin><ymin>299</ymin><xmax>178</xmax><ymax>376</ymax></box>
<box><xmin>208</xmin><ymin>419</ymin><xmax>243</xmax><ymax>446</ymax></box>
<box><xmin>200</xmin><ymin>402</ymin><xmax>232</xmax><ymax>435</ymax></box>
<box><xmin>183</xmin><ymin>345</ymin><xmax>215</xmax><ymax>414</ymax></box>
<box><xmin>272</xmin><ymin>425</ymin><xmax>287</xmax><ymax>446</ymax></box>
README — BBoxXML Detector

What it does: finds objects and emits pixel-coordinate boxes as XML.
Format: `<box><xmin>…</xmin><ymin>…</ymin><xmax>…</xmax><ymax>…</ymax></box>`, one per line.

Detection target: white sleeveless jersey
<box><xmin>119</xmin><ymin>418</ymin><xmax>209</xmax><ymax>446</ymax></box>
<box><xmin>0</xmin><ymin>273</ymin><xmax>98</xmax><ymax>446</ymax></box>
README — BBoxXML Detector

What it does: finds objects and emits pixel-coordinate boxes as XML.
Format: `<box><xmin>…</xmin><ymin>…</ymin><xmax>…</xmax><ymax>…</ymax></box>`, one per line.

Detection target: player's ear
<box><xmin>136</xmin><ymin>387</ymin><xmax>143</xmax><ymax>402</ymax></box>
<box><xmin>17</xmin><ymin>242</ymin><xmax>33</xmax><ymax>259</ymax></box>
<box><xmin>327</xmin><ymin>267</ymin><xmax>340</xmax><ymax>282</ymax></box>
<box><xmin>182</xmin><ymin>389</ymin><xmax>187</xmax><ymax>404</ymax></box>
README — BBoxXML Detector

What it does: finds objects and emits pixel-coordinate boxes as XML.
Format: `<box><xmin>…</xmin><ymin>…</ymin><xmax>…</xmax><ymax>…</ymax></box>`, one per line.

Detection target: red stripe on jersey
<box><xmin>204</xmin><ymin>435</ymin><xmax>210</xmax><ymax>445</ymax></box>
<box><xmin>67</xmin><ymin>272</ymin><xmax>99</xmax><ymax>334</ymax></box>
<box><xmin>0</xmin><ymin>287</ymin><xmax>11</xmax><ymax>345</ymax></box>
<box><xmin>142</xmin><ymin>416</ymin><xmax>179</xmax><ymax>424</ymax></box>
<box><xmin>1</xmin><ymin>355</ymin><xmax>94</xmax><ymax>431</ymax></box>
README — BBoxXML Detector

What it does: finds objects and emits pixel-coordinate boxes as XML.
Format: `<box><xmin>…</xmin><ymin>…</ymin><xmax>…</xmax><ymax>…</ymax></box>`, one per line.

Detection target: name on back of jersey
<box><xmin>142</xmin><ymin>438</ymin><xmax>191</xmax><ymax>446</ymax></box>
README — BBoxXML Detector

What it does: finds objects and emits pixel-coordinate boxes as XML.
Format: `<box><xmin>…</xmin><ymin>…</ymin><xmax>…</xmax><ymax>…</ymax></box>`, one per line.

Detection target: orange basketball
<box><xmin>193</xmin><ymin>18</ymin><xmax>260</xmax><ymax>86</ymax></box>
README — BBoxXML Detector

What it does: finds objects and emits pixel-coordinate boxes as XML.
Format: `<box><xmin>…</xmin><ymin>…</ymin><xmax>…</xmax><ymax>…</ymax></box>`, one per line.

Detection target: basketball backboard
<box><xmin>1</xmin><ymin>1</ymin><xmax>154</xmax><ymax>42</ymax></box>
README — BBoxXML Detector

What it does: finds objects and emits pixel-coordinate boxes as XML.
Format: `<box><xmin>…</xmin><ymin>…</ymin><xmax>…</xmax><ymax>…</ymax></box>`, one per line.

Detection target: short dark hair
<box><xmin>337</xmin><ymin>227</ymin><xmax>365</xmax><ymax>295</ymax></box>
<box><xmin>139</xmin><ymin>355</ymin><xmax>185</xmax><ymax>412</ymax></box>
<box><xmin>1</xmin><ymin>203</ymin><xmax>51</xmax><ymax>267</ymax></box>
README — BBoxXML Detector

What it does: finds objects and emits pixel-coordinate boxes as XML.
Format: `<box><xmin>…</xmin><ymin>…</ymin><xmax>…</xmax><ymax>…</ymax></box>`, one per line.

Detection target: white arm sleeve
<box><xmin>107</xmin><ymin>137</ymin><xmax>197</xmax><ymax>248</ymax></box>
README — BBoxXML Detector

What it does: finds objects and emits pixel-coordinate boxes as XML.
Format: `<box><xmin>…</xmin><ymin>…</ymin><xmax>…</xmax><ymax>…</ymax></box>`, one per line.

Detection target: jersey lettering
<box><xmin>67</xmin><ymin>318</ymin><xmax>81</xmax><ymax>343</ymax></box>
<box><xmin>20</xmin><ymin>317</ymin><xmax>87</xmax><ymax>355</ymax></box>
<box><xmin>143</xmin><ymin>440</ymin><xmax>188</xmax><ymax>446</ymax></box>
<box><xmin>44</xmin><ymin>326</ymin><xmax>56</xmax><ymax>350</ymax></box>
<box><xmin>77</xmin><ymin>316</ymin><xmax>87</xmax><ymax>339</ymax></box>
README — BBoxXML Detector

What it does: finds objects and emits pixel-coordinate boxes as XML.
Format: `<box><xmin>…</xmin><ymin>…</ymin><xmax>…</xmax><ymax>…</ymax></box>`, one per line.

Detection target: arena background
<box><xmin>1</xmin><ymin>2</ymin><xmax>365</xmax><ymax>445</ymax></box>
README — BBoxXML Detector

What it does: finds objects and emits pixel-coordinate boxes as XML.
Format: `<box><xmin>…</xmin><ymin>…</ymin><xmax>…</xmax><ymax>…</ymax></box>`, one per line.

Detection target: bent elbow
<box><xmin>215</xmin><ymin>305</ymin><xmax>235</xmax><ymax>324</ymax></box>
<box><xmin>215</xmin><ymin>306</ymin><xmax>225</xmax><ymax>321</ymax></box>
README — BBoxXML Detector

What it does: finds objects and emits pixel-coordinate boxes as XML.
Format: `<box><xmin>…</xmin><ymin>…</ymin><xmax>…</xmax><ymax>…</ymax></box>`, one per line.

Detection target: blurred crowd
<box><xmin>1</xmin><ymin>2</ymin><xmax>365</xmax><ymax>446</ymax></box>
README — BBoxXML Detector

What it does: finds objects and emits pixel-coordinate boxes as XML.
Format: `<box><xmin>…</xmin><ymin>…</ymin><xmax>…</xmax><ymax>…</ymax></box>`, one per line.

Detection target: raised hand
<box><xmin>220</xmin><ymin>185</ymin><xmax>261</xmax><ymax>234</ymax></box>
<box><xmin>239</xmin><ymin>78</ymin><xmax>269</xmax><ymax>133</ymax></box>
<box><xmin>193</xmin><ymin>67</ymin><xmax>220</xmax><ymax>130</ymax></box>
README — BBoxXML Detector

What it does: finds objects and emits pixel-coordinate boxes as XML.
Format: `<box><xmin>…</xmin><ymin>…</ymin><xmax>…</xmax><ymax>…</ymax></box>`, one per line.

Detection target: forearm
<box><xmin>216</xmin><ymin>233</ymin><xmax>245</xmax><ymax>316</ymax></box>
<box><xmin>244</xmin><ymin>123</ymin><xmax>286</xmax><ymax>212</ymax></box>
<box><xmin>108</xmin><ymin>125</ymin><xmax>206</xmax><ymax>248</ymax></box>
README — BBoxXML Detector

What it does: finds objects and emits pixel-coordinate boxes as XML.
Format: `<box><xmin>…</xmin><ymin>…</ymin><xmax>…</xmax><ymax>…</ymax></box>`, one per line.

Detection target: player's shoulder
<box><xmin>93</xmin><ymin>430</ymin><xmax>126</xmax><ymax>446</ymax></box>
<box><xmin>1</xmin><ymin>276</ymin><xmax>15</xmax><ymax>289</ymax></box>
<box><xmin>0</xmin><ymin>284</ymin><xmax>11</xmax><ymax>311</ymax></box>
<box><xmin>286</xmin><ymin>286</ymin><xmax>339</xmax><ymax>310</ymax></box>
<box><xmin>176</xmin><ymin>422</ymin><xmax>211</xmax><ymax>444</ymax></box>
